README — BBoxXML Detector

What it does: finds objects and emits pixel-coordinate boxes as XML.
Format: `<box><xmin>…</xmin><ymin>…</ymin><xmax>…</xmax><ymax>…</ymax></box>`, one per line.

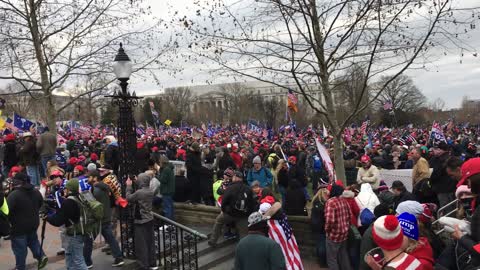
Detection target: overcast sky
<box><xmin>1</xmin><ymin>0</ymin><xmax>478</xmax><ymax>109</ymax></box>
<box><xmin>125</xmin><ymin>0</ymin><xmax>480</xmax><ymax>109</ymax></box>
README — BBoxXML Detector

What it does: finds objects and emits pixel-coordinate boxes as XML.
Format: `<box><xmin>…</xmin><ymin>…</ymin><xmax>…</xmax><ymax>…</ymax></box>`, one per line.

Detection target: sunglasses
<box><xmin>49</xmin><ymin>175</ymin><xmax>61</xmax><ymax>180</ymax></box>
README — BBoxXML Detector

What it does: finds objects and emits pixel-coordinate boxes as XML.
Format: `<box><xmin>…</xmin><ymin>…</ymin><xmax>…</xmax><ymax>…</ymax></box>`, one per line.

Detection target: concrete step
<box><xmin>210</xmin><ymin>257</ymin><xmax>235</xmax><ymax>270</ymax></box>
<box><xmin>198</xmin><ymin>241</ymin><xmax>236</xmax><ymax>270</ymax></box>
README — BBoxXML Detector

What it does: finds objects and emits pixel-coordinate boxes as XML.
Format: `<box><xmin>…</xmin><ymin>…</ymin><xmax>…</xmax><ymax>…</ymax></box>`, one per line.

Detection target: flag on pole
<box><xmin>164</xmin><ymin>119</ymin><xmax>172</xmax><ymax>126</ymax></box>
<box><xmin>287</xmin><ymin>89</ymin><xmax>298</xmax><ymax>113</ymax></box>
<box><xmin>315</xmin><ymin>138</ymin><xmax>335</xmax><ymax>182</ymax></box>
<box><xmin>268</xmin><ymin>213</ymin><xmax>304</xmax><ymax>270</ymax></box>
<box><xmin>149</xmin><ymin>101</ymin><xmax>159</xmax><ymax>119</ymax></box>
<box><xmin>322</xmin><ymin>124</ymin><xmax>328</xmax><ymax>138</ymax></box>
<box><xmin>431</xmin><ymin>121</ymin><xmax>446</xmax><ymax>144</ymax></box>
<box><xmin>13</xmin><ymin>113</ymin><xmax>34</xmax><ymax>131</ymax></box>
<box><xmin>360</xmin><ymin>117</ymin><xmax>370</xmax><ymax>135</ymax></box>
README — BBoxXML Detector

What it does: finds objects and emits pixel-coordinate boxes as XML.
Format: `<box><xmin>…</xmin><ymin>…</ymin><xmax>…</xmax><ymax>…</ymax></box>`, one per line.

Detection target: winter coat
<box><xmin>19</xmin><ymin>139</ymin><xmax>39</xmax><ymax>166</ymax></box>
<box><xmin>93</xmin><ymin>181</ymin><xmax>112</xmax><ymax>224</ymax></box>
<box><xmin>221</xmin><ymin>181</ymin><xmax>256</xmax><ymax>218</ymax></box>
<box><xmin>126</xmin><ymin>174</ymin><xmax>154</xmax><ymax>224</ymax></box>
<box><xmin>3</xmin><ymin>141</ymin><xmax>19</xmax><ymax>168</ymax></box>
<box><xmin>230</xmin><ymin>152</ymin><xmax>242</xmax><ymax>169</ymax></box>
<box><xmin>277</xmin><ymin>167</ymin><xmax>289</xmax><ymax>189</ymax></box>
<box><xmin>7</xmin><ymin>183</ymin><xmax>43</xmax><ymax>236</ymax></box>
<box><xmin>284</xmin><ymin>180</ymin><xmax>306</xmax><ymax>216</ymax></box>
<box><xmin>247</xmin><ymin>166</ymin><xmax>273</xmax><ymax>188</ymax></box>
<box><xmin>458</xmin><ymin>195</ymin><xmax>480</xmax><ymax>266</ymax></box>
<box><xmin>342</xmin><ymin>190</ymin><xmax>360</xmax><ymax>226</ymax></box>
<box><xmin>355</xmin><ymin>184</ymin><xmax>380</xmax><ymax>213</ymax></box>
<box><xmin>218</xmin><ymin>152</ymin><xmax>236</xmax><ymax>172</ymax></box>
<box><xmin>46</xmin><ymin>194</ymin><xmax>81</xmax><ymax>230</ymax></box>
<box><xmin>409</xmin><ymin>237</ymin><xmax>434</xmax><ymax>270</ymax></box>
<box><xmin>359</xmin><ymin>224</ymin><xmax>375</xmax><ymax>270</ymax></box>
<box><xmin>412</xmin><ymin>157</ymin><xmax>431</xmax><ymax>186</ymax></box>
<box><xmin>37</xmin><ymin>132</ymin><xmax>57</xmax><ymax>157</ymax></box>
<box><xmin>158</xmin><ymin>163</ymin><xmax>175</xmax><ymax>196</ymax></box>
<box><xmin>429</xmin><ymin>153</ymin><xmax>456</xmax><ymax>194</ymax></box>
<box><xmin>105</xmin><ymin>143</ymin><xmax>120</xmax><ymax>173</ymax></box>
<box><xmin>135</xmin><ymin>147</ymin><xmax>150</xmax><ymax>174</ymax></box>
<box><xmin>356</xmin><ymin>165</ymin><xmax>380</xmax><ymax>190</ymax></box>
<box><xmin>186</xmin><ymin>151</ymin><xmax>205</xmax><ymax>183</ymax></box>
<box><xmin>311</xmin><ymin>198</ymin><xmax>326</xmax><ymax>234</ymax></box>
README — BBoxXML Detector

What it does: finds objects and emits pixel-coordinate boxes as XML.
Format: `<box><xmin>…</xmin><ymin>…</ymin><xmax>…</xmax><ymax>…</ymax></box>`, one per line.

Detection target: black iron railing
<box><xmin>151</xmin><ymin>212</ymin><xmax>208</xmax><ymax>270</ymax></box>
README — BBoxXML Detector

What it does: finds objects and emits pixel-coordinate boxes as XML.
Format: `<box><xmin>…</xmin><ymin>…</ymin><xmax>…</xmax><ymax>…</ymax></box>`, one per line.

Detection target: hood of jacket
<box><xmin>360</xmin><ymin>183</ymin><xmax>375</xmax><ymax>194</ymax></box>
<box><xmin>136</xmin><ymin>173</ymin><xmax>151</xmax><ymax>188</ymax></box>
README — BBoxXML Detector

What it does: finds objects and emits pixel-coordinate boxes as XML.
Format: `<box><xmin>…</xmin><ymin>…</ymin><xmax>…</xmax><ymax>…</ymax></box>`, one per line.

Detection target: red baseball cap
<box><xmin>361</xmin><ymin>155</ymin><xmax>371</xmax><ymax>163</ymax></box>
<box><xmin>458</xmin><ymin>158</ymin><xmax>480</xmax><ymax>187</ymax></box>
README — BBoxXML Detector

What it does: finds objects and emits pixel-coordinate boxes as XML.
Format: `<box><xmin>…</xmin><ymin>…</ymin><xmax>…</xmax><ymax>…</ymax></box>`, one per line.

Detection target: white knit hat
<box><xmin>372</xmin><ymin>215</ymin><xmax>404</xmax><ymax>251</ymax></box>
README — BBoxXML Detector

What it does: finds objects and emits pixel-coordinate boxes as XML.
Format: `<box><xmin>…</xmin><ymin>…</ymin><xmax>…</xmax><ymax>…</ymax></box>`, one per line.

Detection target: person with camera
<box><xmin>7</xmin><ymin>172</ymin><xmax>48</xmax><ymax>270</ymax></box>
<box><xmin>46</xmin><ymin>178</ymin><xmax>88</xmax><ymax>270</ymax></box>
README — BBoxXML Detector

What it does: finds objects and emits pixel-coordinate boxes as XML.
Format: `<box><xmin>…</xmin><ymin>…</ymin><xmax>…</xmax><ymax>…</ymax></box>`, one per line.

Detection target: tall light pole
<box><xmin>106</xmin><ymin>43</ymin><xmax>142</xmax><ymax>258</ymax></box>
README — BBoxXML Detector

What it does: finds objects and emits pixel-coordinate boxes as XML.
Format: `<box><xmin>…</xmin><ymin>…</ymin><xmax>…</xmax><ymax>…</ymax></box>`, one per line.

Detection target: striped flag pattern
<box><xmin>360</xmin><ymin>119</ymin><xmax>369</xmax><ymax>135</ymax></box>
<box><xmin>268</xmin><ymin>213</ymin><xmax>304</xmax><ymax>270</ymax></box>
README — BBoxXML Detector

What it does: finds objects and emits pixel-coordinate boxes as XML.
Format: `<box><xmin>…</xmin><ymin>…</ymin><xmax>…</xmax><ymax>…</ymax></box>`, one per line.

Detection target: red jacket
<box><xmin>341</xmin><ymin>190</ymin><xmax>360</xmax><ymax>226</ymax></box>
<box><xmin>230</xmin><ymin>152</ymin><xmax>242</xmax><ymax>169</ymax></box>
<box><xmin>409</xmin><ymin>237</ymin><xmax>434</xmax><ymax>270</ymax></box>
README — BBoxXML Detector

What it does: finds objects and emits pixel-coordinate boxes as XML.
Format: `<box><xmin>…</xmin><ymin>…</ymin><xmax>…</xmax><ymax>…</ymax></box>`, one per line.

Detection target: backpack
<box><xmin>313</xmin><ymin>155</ymin><xmax>322</xmax><ymax>171</ymax></box>
<box><xmin>359</xmin><ymin>208</ymin><xmax>375</xmax><ymax>227</ymax></box>
<box><xmin>231</xmin><ymin>184</ymin><xmax>255</xmax><ymax>217</ymax></box>
<box><xmin>67</xmin><ymin>192</ymin><xmax>104</xmax><ymax>237</ymax></box>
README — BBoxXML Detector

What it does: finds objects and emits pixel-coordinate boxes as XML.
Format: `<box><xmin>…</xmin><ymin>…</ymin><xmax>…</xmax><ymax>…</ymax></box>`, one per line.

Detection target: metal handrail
<box><xmin>151</xmin><ymin>212</ymin><xmax>208</xmax><ymax>239</ymax></box>
<box><xmin>432</xmin><ymin>198</ymin><xmax>459</xmax><ymax>226</ymax></box>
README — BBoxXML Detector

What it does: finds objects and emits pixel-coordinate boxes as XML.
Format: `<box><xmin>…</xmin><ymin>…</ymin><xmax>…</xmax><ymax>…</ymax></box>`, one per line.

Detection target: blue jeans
<box><xmin>41</xmin><ymin>155</ymin><xmax>55</xmax><ymax>177</ymax></box>
<box><xmin>11</xmin><ymin>231</ymin><xmax>45</xmax><ymax>270</ymax></box>
<box><xmin>84</xmin><ymin>223</ymin><xmax>123</xmax><ymax>265</ymax></box>
<box><xmin>162</xmin><ymin>195</ymin><xmax>174</xmax><ymax>220</ymax></box>
<box><xmin>26</xmin><ymin>165</ymin><xmax>40</xmax><ymax>186</ymax></box>
<box><xmin>65</xmin><ymin>235</ymin><xmax>88</xmax><ymax>270</ymax></box>
<box><xmin>315</xmin><ymin>233</ymin><xmax>327</xmax><ymax>267</ymax></box>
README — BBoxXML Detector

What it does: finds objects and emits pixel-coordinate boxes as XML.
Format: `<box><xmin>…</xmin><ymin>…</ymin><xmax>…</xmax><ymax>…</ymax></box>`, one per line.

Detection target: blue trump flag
<box><xmin>13</xmin><ymin>113</ymin><xmax>34</xmax><ymax>131</ymax></box>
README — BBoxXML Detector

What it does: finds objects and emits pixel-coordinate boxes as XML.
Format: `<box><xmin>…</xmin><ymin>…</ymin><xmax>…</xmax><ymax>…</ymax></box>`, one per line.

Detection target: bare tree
<box><xmin>374</xmin><ymin>75</ymin><xmax>426</xmax><ymax>113</ymax></box>
<box><xmin>0</xmin><ymin>0</ymin><xmax>174</xmax><ymax>132</ymax></box>
<box><xmin>429</xmin><ymin>97</ymin><xmax>446</xmax><ymax>112</ymax></box>
<box><xmin>181</xmin><ymin>0</ymin><xmax>479</xmax><ymax>181</ymax></box>
<box><xmin>0</xmin><ymin>82</ymin><xmax>35</xmax><ymax>117</ymax></box>
<box><xmin>161</xmin><ymin>87</ymin><xmax>195</xmax><ymax>124</ymax></box>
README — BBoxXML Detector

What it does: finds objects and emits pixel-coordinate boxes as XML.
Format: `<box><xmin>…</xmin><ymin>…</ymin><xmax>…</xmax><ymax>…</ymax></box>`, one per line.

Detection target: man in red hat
<box><xmin>357</xmin><ymin>155</ymin><xmax>380</xmax><ymax>190</ymax></box>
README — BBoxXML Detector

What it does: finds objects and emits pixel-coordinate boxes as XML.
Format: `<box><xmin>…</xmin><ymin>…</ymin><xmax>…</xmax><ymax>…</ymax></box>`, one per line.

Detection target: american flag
<box><xmin>268</xmin><ymin>213</ymin><xmax>304</xmax><ymax>270</ymax></box>
<box><xmin>360</xmin><ymin>118</ymin><xmax>369</xmax><ymax>135</ymax></box>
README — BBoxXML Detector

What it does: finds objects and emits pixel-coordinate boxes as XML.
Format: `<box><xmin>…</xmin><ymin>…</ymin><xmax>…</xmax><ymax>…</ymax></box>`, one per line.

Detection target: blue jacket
<box><xmin>247</xmin><ymin>167</ymin><xmax>273</xmax><ymax>187</ymax></box>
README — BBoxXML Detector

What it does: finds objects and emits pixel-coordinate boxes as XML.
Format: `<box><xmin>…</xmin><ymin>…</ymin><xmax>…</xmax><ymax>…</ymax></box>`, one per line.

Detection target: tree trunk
<box><xmin>333</xmin><ymin>134</ymin><xmax>347</xmax><ymax>185</ymax></box>
<box><xmin>28</xmin><ymin>0</ymin><xmax>57</xmax><ymax>134</ymax></box>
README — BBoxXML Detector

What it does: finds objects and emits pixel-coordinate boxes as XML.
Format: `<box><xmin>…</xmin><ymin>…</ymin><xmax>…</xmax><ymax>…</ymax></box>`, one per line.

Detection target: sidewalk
<box><xmin>0</xmin><ymin>223</ymin><xmax>108</xmax><ymax>270</ymax></box>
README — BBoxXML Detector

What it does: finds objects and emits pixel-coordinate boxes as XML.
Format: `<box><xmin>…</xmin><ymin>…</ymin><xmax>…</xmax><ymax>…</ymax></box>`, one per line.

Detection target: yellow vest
<box><xmin>0</xmin><ymin>198</ymin><xmax>9</xmax><ymax>215</ymax></box>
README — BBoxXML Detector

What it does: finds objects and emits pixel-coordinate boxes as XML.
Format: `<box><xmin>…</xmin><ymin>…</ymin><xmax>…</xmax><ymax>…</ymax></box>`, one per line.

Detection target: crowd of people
<box><xmin>0</xmin><ymin>122</ymin><xmax>478</xmax><ymax>270</ymax></box>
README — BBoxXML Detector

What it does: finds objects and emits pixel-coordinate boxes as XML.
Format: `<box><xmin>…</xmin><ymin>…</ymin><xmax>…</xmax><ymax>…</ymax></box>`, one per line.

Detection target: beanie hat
<box><xmin>372</xmin><ymin>215</ymin><xmax>404</xmax><ymax>251</ymax></box>
<box><xmin>87</xmin><ymin>163</ymin><xmax>97</xmax><ymax>172</ymax></box>
<box><xmin>13</xmin><ymin>172</ymin><xmax>29</xmax><ymax>183</ymax></box>
<box><xmin>419</xmin><ymin>204</ymin><xmax>434</xmax><ymax>224</ymax></box>
<box><xmin>223</xmin><ymin>168</ymin><xmax>234</xmax><ymax>178</ymax></box>
<box><xmin>253</xmin><ymin>156</ymin><xmax>261</xmax><ymax>164</ymax></box>
<box><xmin>65</xmin><ymin>178</ymin><xmax>79</xmax><ymax>194</ymax></box>
<box><xmin>69</xmin><ymin>157</ymin><xmax>78</xmax><ymax>165</ymax></box>
<box><xmin>361</xmin><ymin>155</ymin><xmax>371</xmax><ymax>163</ymax></box>
<box><xmin>456</xmin><ymin>185</ymin><xmax>472</xmax><ymax>199</ymax></box>
<box><xmin>396</xmin><ymin>200</ymin><xmax>424</xmax><ymax>218</ymax></box>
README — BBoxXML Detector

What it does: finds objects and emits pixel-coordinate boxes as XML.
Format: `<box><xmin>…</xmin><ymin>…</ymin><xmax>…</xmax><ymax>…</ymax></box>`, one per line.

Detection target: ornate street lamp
<box><xmin>106</xmin><ymin>43</ymin><xmax>142</xmax><ymax>258</ymax></box>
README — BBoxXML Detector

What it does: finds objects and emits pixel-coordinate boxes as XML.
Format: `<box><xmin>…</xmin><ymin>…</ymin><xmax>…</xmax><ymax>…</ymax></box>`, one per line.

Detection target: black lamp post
<box><xmin>106</xmin><ymin>43</ymin><xmax>142</xmax><ymax>258</ymax></box>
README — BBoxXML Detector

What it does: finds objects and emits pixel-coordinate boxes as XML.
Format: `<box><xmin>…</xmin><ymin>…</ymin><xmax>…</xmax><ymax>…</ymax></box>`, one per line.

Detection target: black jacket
<box><xmin>7</xmin><ymin>183</ymin><xmax>43</xmax><ymax>236</ymax></box>
<box><xmin>392</xmin><ymin>190</ymin><xmax>417</xmax><ymax>211</ymax></box>
<box><xmin>277</xmin><ymin>168</ymin><xmax>289</xmax><ymax>189</ymax></box>
<box><xmin>135</xmin><ymin>147</ymin><xmax>150</xmax><ymax>174</ymax></box>
<box><xmin>429</xmin><ymin>153</ymin><xmax>456</xmax><ymax>193</ymax></box>
<box><xmin>3</xmin><ymin>141</ymin><xmax>18</xmax><ymax>168</ymax></box>
<box><xmin>284</xmin><ymin>180</ymin><xmax>306</xmax><ymax>216</ymax></box>
<box><xmin>93</xmin><ymin>182</ymin><xmax>112</xmax><ymax>223</ymax></box>
<box><xmin>186</xmin><ymin>151</ymin><xmax>203</xmax><ymax>182</ymax></box>
<box><xmin>221</xmin><ymin>181</ymin><xmax>256</xmax><ymax>217</ymax></box>
<box><xmin>218</xmin><ymin>154</ymin><xmax>236</xmax><ymax>172</ymax></box>
<box><xmin>105</xmin><ymin>144</ymin><xmax>120</xmax><ymax>173</ymax></box>
<box><xmin>46</xmin><ymin>194</ymin><xmax>81</xmax><ymax>228</ymax></box>
<box><xmin>458</xmin><ymin>195</ymin><xmax>480</xmax><ymax>266</ymax></box>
